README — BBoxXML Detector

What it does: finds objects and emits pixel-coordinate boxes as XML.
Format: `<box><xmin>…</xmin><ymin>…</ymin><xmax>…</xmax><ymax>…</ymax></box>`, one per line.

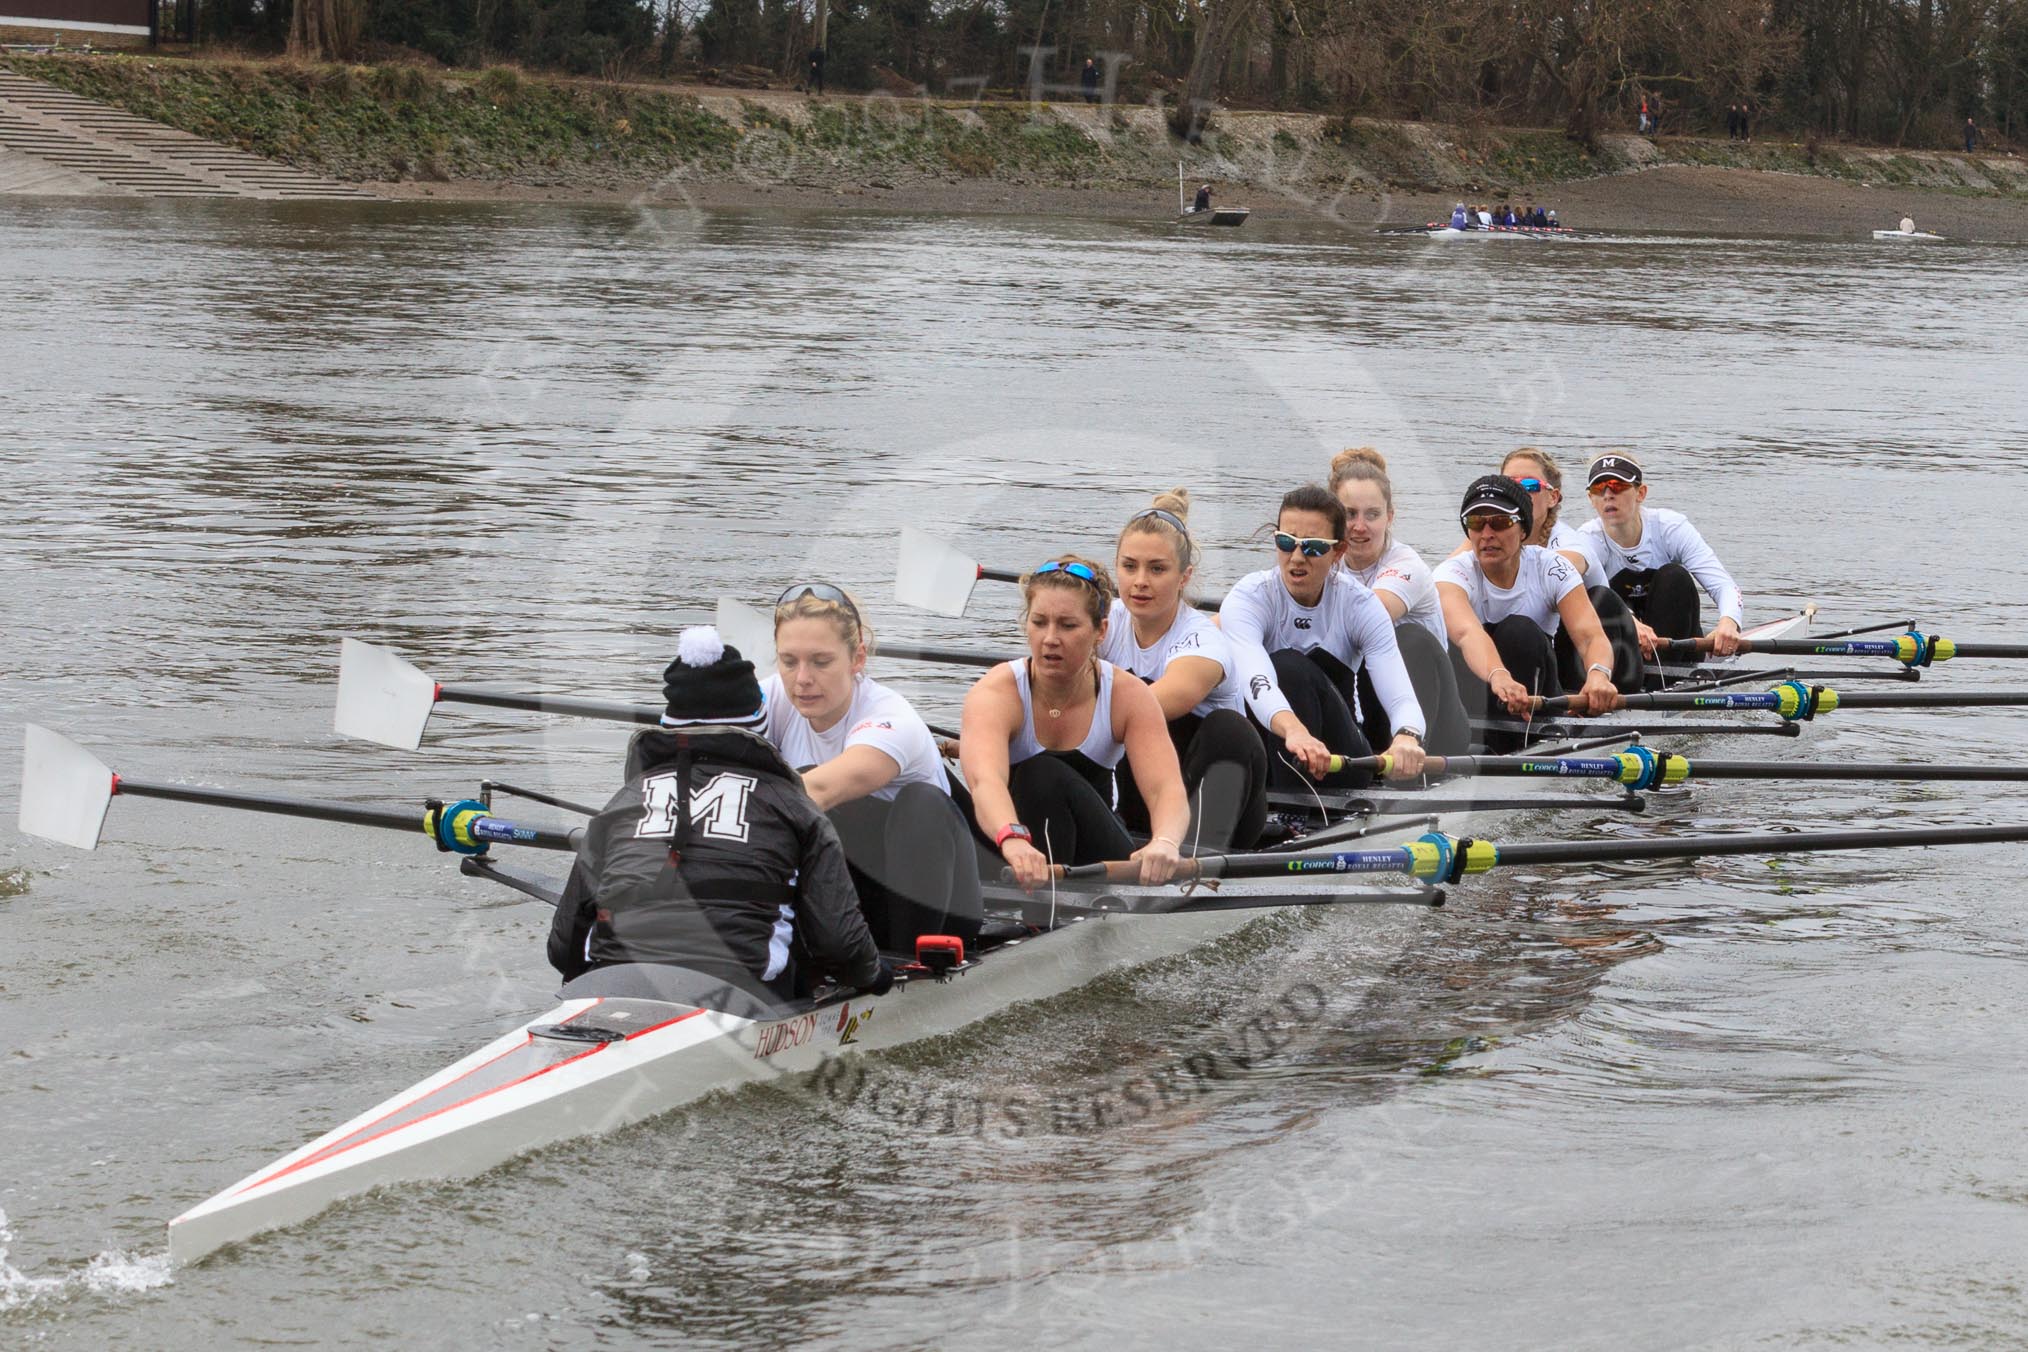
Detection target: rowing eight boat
<box><xmin>161</xmin><ymin>606</ymin><xmax>1819</xmax><ymax>1262</ymax></box>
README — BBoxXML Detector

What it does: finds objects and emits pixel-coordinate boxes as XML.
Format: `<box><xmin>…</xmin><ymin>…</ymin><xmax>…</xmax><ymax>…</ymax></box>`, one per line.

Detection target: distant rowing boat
<box><xmin>1408</xmin><ymin>223</ymin><xmax>1577</xmax><ymax>240</ymax></box>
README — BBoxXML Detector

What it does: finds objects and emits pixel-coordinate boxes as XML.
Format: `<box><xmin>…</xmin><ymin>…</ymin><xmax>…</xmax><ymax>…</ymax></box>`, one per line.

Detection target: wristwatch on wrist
<box><xmin>994</xmin><ymin>823</ymin><xmax>1033</xmax><ymax>851</ymax></box>
<box><xmin>1397</xmin><ymin>729</ymin><xmax>1422</xmax><ymax>746</ymax></box>
<box><xmin>1587</xmin><ymin>662</ymin><xmax>1613</xmax><ymax>678</ymax></box>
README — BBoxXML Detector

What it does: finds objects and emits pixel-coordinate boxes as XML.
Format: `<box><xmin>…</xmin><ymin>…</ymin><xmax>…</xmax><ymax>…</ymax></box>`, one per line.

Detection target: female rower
<box><xmin>960</xmin><ymin>556</ymin><xmax>1190</xmax><ymax>890</ymax></box>
<box><xmin>1576</xmin><ymin>453</ymin><xmax>1745</xmax><ymax>659</ymax></box>
<box><xmin>1498</xmin><ymin>447</ymin><xmax>1645</xmax><ymax>690</ymax></box>
<box><xmin>766</xmin><ymin>583</ymin><xmax>981</xmax><ymax>950</ymax></box>
<box><xmin>1100</xmin><ymin>491</ymin><xmax>1270</xmax><ymax>850</ymax></box>
<box><xmin>1329</xmin><ymin>447</ymin><xmax>1470</xmax><ymax>756</ymax></box>
<box><xmin>1219</xmin><ymin>484</ymin><xmax>1429</xmax><ymax>791</ymax></box>
<box><xmin>1433</xmin><ymin>476</ymin><xmax>1623</xmax><ymax>750</ymax></box>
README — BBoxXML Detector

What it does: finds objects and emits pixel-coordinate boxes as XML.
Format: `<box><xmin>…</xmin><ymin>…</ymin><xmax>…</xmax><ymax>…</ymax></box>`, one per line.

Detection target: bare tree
<box><xmin>289</xmin><ymin>0</ymin><xmax>366</xmax><ymax>62</ymax></box>
<box><xmin>1172</xmin><ymin>0</ymin><xmax>1261</xmax><ymax>138</ymax></box>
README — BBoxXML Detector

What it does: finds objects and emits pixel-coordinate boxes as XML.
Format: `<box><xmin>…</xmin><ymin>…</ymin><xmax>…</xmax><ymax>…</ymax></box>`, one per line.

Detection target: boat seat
<box><xmin>559</xmin><ymin>963</ymin><xmax>788</xmax><ymax>1021</ymax></box>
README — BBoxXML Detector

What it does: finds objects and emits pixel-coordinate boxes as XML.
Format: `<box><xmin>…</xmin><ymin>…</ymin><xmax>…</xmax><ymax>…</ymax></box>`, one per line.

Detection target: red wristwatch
<box><xmin>994</xmin><ymin>823</ymin><xmax>1033</xmax><ymax>851</ymax></box>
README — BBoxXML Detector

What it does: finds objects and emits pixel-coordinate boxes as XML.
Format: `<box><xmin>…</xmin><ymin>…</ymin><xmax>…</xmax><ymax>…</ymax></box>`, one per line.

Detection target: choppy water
<box><xmin>3</xmin><ymin>196</ymin><xmax>2028</xmax><ymax>1348</ymax></box>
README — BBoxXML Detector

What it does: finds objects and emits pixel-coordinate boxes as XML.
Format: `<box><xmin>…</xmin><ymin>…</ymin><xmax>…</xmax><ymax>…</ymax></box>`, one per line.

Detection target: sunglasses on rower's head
<box><xmin>1590</xmin><ymin>478</ymin><xmax>1636</xmax><ymax>496</ymax></box>
<box><xmin>1511</xmin><ymin>477</ymin><xmax>1547</xmax><ymax>492</ymax></box>
<box><xmin>1272</xmin><ymin>531</ymin><xmax>1337</xmax><ymax>558</ymax></box>
<box><xmin>1462</xmin><ymin>512</ymin><xmax>1520</xmax><ymax>534</ymax></box>
<box><xmin>776</xmin><ymin>582</ymin><xmax>862</xmax><ymax>622</ymax></box>
<box><xmin>1126</xmin><ymin>507</ymin><xmax>1191</xmax><ymax>538</ymax></box>
<box><xmin>1033</xmin><ymin>560</ymin><xmax>1101</xmax><ymax>586</ymax></box>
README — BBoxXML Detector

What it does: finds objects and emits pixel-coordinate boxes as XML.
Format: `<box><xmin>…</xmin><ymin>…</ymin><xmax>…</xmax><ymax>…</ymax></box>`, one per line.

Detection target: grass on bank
<box><xmin>4</xmin><ymin>50</ymin><xmax>2020</xmax><ymax>199</ymax></box>
<box><xmin>2</xmin><ymin>52</ymin><xmax>740</xmax><ymax>182</ymax></box>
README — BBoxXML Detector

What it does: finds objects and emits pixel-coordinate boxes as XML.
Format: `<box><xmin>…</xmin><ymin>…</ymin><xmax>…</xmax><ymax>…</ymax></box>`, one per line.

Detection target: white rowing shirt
<box><xmin>1098</xmin><ymin>599</ymin><xmax>1244</xmax><ymax>717</ymax></box>
<box><xmin>1217</xmin><ymin>568</ymin><xmax>1427</xmax><ymax>738</ymax></box>
<box><xmin>1547</xmin><ymin>520</ymin><xmax>1608</xmax><ymax>590</ymax></box>
<box><xmin>1345</xmin><ymin>538</ymin><xmax>1447</xmax><ymax>650</ymax></box>
<box><xmin>1433</xmin><ymin>544</ymin><xmax>1584</xmax><ymax>636</ymax></box>
<box><xmin>1006</xmin><ymin>659</ymin><xmax>1125</xmax><ymax>769</ymax></box>
<box><xmin>760</xmin><ymin>674</ymin><xmax>950</xmax><ymax>801</ymax></box>
<box><xmin>1578</xmin><ymin>508</ymin><xmax>1744</xmax><ymax>623</ymax></box>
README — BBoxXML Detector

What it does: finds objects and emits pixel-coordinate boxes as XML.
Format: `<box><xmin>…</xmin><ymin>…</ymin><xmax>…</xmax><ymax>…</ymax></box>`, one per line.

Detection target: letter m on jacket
<box><xmin>635</xmin><ymin>771</ymin><xmax>758</xmax><ymax>842</ymax></box>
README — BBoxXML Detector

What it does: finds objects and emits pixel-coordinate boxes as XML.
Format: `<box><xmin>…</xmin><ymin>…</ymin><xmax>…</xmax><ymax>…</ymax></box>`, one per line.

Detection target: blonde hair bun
<box><xmin>1330</xmin><ymin>446</ymin><xmax>1388</xmax><ymax>477</ymax></box>
<box><xmin>1150</xmin><ymin>487</ymin><xmax>1192</xmax><ymax>521</ymax></box>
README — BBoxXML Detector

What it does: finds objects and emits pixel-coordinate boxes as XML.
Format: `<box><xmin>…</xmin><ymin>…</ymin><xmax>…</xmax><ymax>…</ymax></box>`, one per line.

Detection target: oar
<box><xmin>1269</xmin><ymin>790</ymin><xmax>1647</xmax><ymax>818</ymax></box>
<box><xmin>1051</xmin><ymin>819</ymin><xmax>2028</xmax><ymax>884</ymax></box>
<box><xmin>895</xmin><ymin>526</ymin><xmax>1218</xmax><ymax>617</ymax></box>
<box><xmin>18</xmin><ymin>725</ymin><xmax>581</xmax><ymax>854</ymax></box>
<box><xmin>1661</xmin><ymin>631</ymin><xmax>2028</xmax><ymax>667</ymax></box>
<box><xmin>988</xmin><ymin>882</ymin><xmax>1448</xmax><ymax>921</ymax></box>
<box><xmin>336</xmin><ymin>638</ymin><xmax>662</xmax><ymax>750</ymax></box>
<box><xmin>1337</xmin><ymin>746</ymin><xmax>2028</xmax><ymax>789</ymax></box>
<box><xmin>1473</xmin><ymin>716</ymin><xmax>1802</xmax><ymax>740</ymax></box>
<box><xmin>1535</xmin><ymin>681</ymin><xmax>2028</xmax><ymax>721</ymax></box>
<box><xmin>1811</xmin><ymin>616</ymin><xmax>1918</xmax><ymax>642</ymax></box>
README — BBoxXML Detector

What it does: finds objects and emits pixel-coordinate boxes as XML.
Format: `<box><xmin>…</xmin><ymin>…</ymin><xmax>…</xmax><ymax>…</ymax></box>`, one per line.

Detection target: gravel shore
<box><xmin>372</xmin><ymin>160</ymin><xmax>2028</xmax><ymax>242</ymax></box>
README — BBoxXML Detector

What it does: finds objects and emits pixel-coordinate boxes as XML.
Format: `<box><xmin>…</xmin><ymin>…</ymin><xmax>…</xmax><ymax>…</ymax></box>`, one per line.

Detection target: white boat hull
<box><xmin>1872</xmin><ymin>229</ymin><xmax>1944</xmax><ymax>241</ymax></box>
<box><xmin>168</xmin><ymin>904</ymin><xmax>1262</xmax><ymax>1265</ymax></box>
<box><xmin>1421</xmin><ymin>225</ymin><xmax>1573</xmax><ymax>240</ymax></box>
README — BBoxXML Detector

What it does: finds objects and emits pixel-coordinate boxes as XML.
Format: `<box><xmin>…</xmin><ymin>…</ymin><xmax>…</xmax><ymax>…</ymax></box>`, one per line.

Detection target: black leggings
<box><xmin>1117</xmin><ymin>707</ymin><xmax>1270</xmax><ymax>851</ymax></box>
<box><xmin>1562</xmin><ymin>586</ymin><xmax>1647</xmax><ymax>692</ymax></box>
<box><xmin>1356</xmin><ymin>622</ymin><xmax>1471</xmax><ymax>757</ymax></box>
<box><xmin>1253</xmin><ymin>648</ymin><xmax>1375</xmax><ymax>791</ymax></box>
<box><xmin>1006</xmin><ymin>753</ymin><xmax>1135</xmax><ymax>867</ymax></box>
<box><xmin>827</xmin><ymin>783</ymin><xmax>983</xmax><ymax>952</ymax></box>
<box><xmin>1452</xmin><ymin>614</ymin><xmax>1561</xmax><ymax>753</ymax></box>
<box><xmin>1611</xmin><ymin>563</ymin><xmax>1702</xmax><ymax>641</ymax></box>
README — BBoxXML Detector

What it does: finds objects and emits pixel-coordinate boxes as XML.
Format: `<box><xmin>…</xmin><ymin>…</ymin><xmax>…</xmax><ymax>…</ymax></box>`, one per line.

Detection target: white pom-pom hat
<box><xmin>660</xmin><ymin>626</ymin><xmax>764</xmax><ymax>728</ymax></box>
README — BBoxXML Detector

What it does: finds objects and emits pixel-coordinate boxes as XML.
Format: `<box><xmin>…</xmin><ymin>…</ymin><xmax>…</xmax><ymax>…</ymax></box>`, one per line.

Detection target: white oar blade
<box><xmin>334</xmin><ymin>638</ymin><xmax>439</xmax><ymax>751</ymax></box>
<box><xmin>19</xmin><ymin>724</ymin><xmax>114</xmax><ymax>850</ymax></box>
<box><xmin>714</xmin><ymin>598</ymin><xmax>775</xmax><ymax>670</ymax></box>
<box><xmin>895</xmin><ymin>527</ymin><xmax>979</xmax><ymax>618</ymax></box>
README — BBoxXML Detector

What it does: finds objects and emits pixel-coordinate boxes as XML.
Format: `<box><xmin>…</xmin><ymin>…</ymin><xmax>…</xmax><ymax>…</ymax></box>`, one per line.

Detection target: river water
<box><xmin>3</xmin><ymin>196</ymin><xmax>2027</xmax><ymax>1348</ymax></box>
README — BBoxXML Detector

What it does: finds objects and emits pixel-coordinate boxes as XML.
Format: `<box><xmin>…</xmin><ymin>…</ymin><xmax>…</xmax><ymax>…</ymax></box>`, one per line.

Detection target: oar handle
<box><xmin>1002</xmin><ymin>858</ymin><xmax>1209</xmax><ymax>884</ymax></box>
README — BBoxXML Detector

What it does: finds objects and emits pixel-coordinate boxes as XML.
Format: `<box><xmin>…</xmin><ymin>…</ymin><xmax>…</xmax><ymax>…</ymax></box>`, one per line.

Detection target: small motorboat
<box><xmin>1873</xmin><ymin>216</ymin><xmax>1945</xmax><ymax>241</ymax></box>
<box><xmin>1175</xmin><ymin>162</ymin><xmax>1249</xmax><ymax>227</ymax></box>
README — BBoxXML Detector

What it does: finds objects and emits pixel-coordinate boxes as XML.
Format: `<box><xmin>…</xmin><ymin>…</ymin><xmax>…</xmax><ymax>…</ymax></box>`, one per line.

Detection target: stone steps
<box><xmin>0</xmin><ymin>68</ymin><xmax>375</xmax><ymax>199</ymax></box>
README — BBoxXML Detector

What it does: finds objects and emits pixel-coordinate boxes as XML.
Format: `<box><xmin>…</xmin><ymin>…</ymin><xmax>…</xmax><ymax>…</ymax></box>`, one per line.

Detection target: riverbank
<box><xmin>6</xmin><ymin>50</ymin><xmax>2027</xmax><ymax>238</ymax></box>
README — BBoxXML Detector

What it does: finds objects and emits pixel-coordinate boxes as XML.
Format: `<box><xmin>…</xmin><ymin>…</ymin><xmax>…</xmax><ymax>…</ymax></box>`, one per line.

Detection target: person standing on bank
<box><xmin>1328</xmin><ymin>447</ymin><xmax>1471</xmax><ymax>755</ymax></box>
<box><xmin>1577</xmin><ymin>453</ymin><xmax>1745</xmax><ymax>659</ymax></box>
<box><xmin>961</xmin><ymin>556</ymin><xmax>1190</xmax><ymax>890</ymax></box>
<box><xmin>1101</xmin><ymin>492</ymin><xmax>1271</xmax><ymax>851</ymax></box>
<box><xmin>1219</xmin><ymin>484</ymin><xmax>1430</xmax><ymax>791</ymax></box>
<box><xmin>765</xmin><ymin>583</ymin><xmax>981</xmax><ymax>953</ymax></box>
<box><xmin>547</xmin><ymin>627</ymin><xmax>888</xmax><ymax>1005</ymax></box>
<box><xmin>1081</xmin><ymin>58</ymin><xmax>1101</xmax><ymax>104</ymax></box>
<box><xmin>1434</xmin><ymin>477</ymin><xmax>1624</xmax><ymax>750</ymax></box>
